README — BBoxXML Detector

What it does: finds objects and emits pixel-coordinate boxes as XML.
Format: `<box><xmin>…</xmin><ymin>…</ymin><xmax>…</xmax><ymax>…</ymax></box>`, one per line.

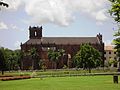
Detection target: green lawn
<box><xmin>0</xmin><ymin>76</ymin><xmax>120</xmax><ymax>90</ymax></box>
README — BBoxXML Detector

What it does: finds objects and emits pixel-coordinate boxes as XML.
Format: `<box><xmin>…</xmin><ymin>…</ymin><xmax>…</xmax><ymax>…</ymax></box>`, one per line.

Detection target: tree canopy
<box><xmin>28</xmin><ymin>47</ymin><xmax>39</xmax><ymax>70</ymax></box>
<box><xmin>0</xmin><ymin>1</ymin><xmax>9</xmax><ymax>8</ymax></box>
<box><xmin>109</xmin><ymin>0</ymin><xmax>120</xmax><ymax>23</ymax></box>
<box><xmin>48</xmin><ymin>48</ymin><xmax>65</xmax><ymax>69</ymax></box>
<box><xmin>73</xmin><ymin>44</ymin><xmax>101</xmax><ymax>73</ymax></box>
<box><xmin>0</xmin><ymin>49</ymin><xmax>6</xmax><ymax>75</ymax></box>
<box><xmin>109</xmin><ymin>0</ymin><xmax>120</xmax><ymax>69</ymax></box>
<box><xmin>0</xmin><ymin>47</ymin><xmax>22</xmax><ymax>72</ymax></box>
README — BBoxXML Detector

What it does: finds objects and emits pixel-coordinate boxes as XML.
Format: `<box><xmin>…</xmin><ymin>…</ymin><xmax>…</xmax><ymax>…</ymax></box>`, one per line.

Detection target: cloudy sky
<box><xmin>0</xmin><ymin>0</ymin><xmax>117</xmax><ymax>50</ymax></box>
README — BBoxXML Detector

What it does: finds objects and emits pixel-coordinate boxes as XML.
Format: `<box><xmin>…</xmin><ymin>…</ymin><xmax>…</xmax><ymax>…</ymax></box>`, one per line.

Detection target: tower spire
<box><xmin>29</xmin><ymin>26</ymin><xmax>42</xmax><ymax>39</ymax></box>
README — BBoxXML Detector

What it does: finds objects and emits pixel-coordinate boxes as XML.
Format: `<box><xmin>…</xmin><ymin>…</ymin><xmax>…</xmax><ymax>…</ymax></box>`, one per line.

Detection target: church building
<box><xmin>21</xmin><ymin>26</ymin><xmax>104</xmax><ymax>70</ymax></box>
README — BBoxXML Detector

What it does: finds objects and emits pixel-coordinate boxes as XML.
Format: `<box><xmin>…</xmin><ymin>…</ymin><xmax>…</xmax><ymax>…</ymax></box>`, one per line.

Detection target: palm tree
<box><xmin>48</xmin><ymin>49</ymin><xmax>65</xmax><ymax>69</ymax></box>
<box><xmin>29</xmin><ymin>48</ymin><xmax>38</xmax><ymax>70</ymax></box>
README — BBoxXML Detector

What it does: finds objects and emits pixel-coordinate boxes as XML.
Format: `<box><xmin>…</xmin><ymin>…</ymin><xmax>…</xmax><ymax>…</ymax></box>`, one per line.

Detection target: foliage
<box><xmin>0</xmin><ymin>49</ymin><xmax>6</xmax><ymax>75</ymax></box>
<box><xmin>48</xmin><ymin>48</ymin><xmax>65</xmax><ymax>69</ymax></box>
<box><xmin>109</xmin><ymin>0</ymin><xmax>120</xmax><ymax>66</ymax></box>
<box><xmin>63</xmin><ymin>65</ymin><xmax>68</xmax><ymax>69</ymax></box>
<box><xmin>109</xmin><ymin>0</ymin><xmax>120</xmax><ymax>23</ymax></box>
<box><xmin>41</xmin><ymin>64</ymin><xmax>47</xmax><ymax>71</ymax></box>
<box><xmin>28</xmin><ymin>47</ymin><xmax>39</xmax><ymax>70</ymax></box>
<box><xmin>0</xmin><ymin>47</ymin><xmax>22</xmax><ymax>71</ymax></box>
<box><xmin>0</xmin><ymin>1</ymin><xmax>9</xmax><ymax>8</ymax></box>
<box><xmin>73</xmin><ymin>44</ymin><xmax>101</xmax><ymax>73</ymax></box>
<box><xmin>108</xmin><ymin>58</ymin><xmax>118</xmax><ymax>67</ymax></box>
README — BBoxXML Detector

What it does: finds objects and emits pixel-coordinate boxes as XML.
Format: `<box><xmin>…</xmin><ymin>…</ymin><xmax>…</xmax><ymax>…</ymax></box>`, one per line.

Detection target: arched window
<box><xmin>35</xmin><ymin>31</ymin><xmax>37</xmax><ymax>36</ymax></box>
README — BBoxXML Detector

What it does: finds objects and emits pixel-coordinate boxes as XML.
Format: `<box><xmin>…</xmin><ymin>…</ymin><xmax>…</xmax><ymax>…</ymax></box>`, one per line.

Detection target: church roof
<box><xmin>24</xmin><ymin>37</ymin><xmax>100</xmax><ymax>45</ymax></box>
<box><xmin>105</xmin><ymin>45</ymin><xmax>115</xmax><ymax>51</ymax></box>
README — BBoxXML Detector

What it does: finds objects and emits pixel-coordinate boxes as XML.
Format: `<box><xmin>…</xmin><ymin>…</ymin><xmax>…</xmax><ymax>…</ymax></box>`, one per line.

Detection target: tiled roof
<box><xmin>105</xmin><ymin>45</ymin><xmax>115</xmax><ymax>51</ymax></box>
<box><xmin>24</xmin><ymin>37</ymin><xmax>100</xmax><ymax>45</ymax></box>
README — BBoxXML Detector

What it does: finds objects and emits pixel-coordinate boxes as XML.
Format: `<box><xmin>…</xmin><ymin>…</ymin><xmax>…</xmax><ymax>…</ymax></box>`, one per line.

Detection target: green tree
<box><xmin>109</xmin><ymin>0</ymin><xmax>120</xmax><ymax>70</ymax></box>
<box><xmin>0</xmin><ymin>1</ymin><xmax>9</xmax><ymax>7</ymax></box>
<box><xmin>48</xmin><ymin>48</ymin><xmax>65</xmax><ymax>69</ymax></box>
<box><xmin>4</xmin><ymin>48</ymin><xmax>12</xmax><ymax>71</ymax></box>
<box><xmin>14</xmin><ymin>50</ymin><xmax>23</xmax><ymax>70</ymax></box>
<box><xmin>109</xmin><ymin>0</ymin><xmax>120</xmax><ymax>22</ymax></box>
<box><xmin>29</xmin><ymin>48</ymin><xmax>39</xmax><ymax>70</ymax></box>
<box><xmin>0</xmin><ymin>47</ymin><xmax>22</xmax><ymax>71</ymax></box>
<box><xmin>73</xmin><ymin>44</ymin><xmax>101</xmax><ymax>73</ymax></box>
<box><xmin>108</xmin><ymin>58</ymin><xmax>118</xmax><ymax>67</ymax></box>
<box><xmin>0</xmin><ymin>49</ymin><xmax>6</xmax><ymax>75</ymax></box>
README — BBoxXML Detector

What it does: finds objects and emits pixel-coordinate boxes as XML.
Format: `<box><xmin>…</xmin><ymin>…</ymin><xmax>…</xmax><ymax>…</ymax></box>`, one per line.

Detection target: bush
<box><xmin>1</xmin><ymin>76</ymin><xmax>31</xmax><ymax>81</ymax></box>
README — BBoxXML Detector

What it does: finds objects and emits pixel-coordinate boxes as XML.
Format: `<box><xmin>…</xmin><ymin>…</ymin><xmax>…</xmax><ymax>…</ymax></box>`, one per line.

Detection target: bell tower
<box><xmin>29</xmin><ymin>26</ymin><xmax>42</xmax><ymax>39</ymax></box>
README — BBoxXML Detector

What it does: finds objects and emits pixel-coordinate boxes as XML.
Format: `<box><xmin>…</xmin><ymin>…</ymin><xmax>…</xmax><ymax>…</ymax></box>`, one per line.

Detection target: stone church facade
<box><xmin>21</xmin><ymin>26</ymin><xmax>104</xmax><ymax>70</ymax></box>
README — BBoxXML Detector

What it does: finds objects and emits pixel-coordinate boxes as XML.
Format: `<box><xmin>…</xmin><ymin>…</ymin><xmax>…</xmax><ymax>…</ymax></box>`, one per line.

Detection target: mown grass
<box><xmin>0</xmin><ymin>68</ymin><xmax>118</xmax><ymax>76</ymax></box>
<box><xmin>0</xmin><ymin>76</ymin><xmax>120</xmax><ymax>90</ymax></box>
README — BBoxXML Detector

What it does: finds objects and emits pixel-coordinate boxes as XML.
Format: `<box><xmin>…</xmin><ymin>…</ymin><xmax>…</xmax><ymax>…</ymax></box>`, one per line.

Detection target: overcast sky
<box><xmin>0</xmin><ymin>0</ymin><xmax>117</xmax><ymax>50</ymax></box>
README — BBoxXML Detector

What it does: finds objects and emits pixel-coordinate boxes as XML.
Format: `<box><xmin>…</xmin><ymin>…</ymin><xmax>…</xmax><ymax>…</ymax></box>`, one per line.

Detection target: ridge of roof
<box><xmin>23</xmin><ymin>36</ymin><xmax>100</xmax><ymax>45</ymax></box>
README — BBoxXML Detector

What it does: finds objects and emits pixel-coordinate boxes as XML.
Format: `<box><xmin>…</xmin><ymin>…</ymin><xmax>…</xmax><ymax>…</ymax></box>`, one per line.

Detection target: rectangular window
<box><xmin>114</xmin><ymin>57</ymin><xmax>116</xmax><ymax>60</ymax></box>
<box><xmin>42</xmin><ymin>47</ymin><xmax>56</xmax><ymax>51</ymax></box>
<box><xmin>104</xmin><ymin>57</ymin><xmax>106</xmax><ymax>60</ymax></box>
<box><xmin>104</xmin><ymin>51</ymin><xmax>106</xmax><ymax>54</ymax></box>
<box><xmin>109</xmin><ymin>52</ymin><xmax>111</xmax><ymax>54</ymax></box>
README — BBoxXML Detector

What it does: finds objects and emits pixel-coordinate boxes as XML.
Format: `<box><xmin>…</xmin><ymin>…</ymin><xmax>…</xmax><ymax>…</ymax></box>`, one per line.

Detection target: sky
<box><xmin>0</xmin><ymin>0</ymin><xmax>118</xmax><ymax>50</ymax></box>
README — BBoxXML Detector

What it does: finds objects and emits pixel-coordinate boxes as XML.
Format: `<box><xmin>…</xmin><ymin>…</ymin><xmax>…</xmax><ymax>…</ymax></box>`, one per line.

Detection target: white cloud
<box><xmin>10</xmin><ymin>24</ymin><xmax>19</xmax><ymax>30</ymax></box>
<box><xmin>4</xmin><ymin>0</ymin><xmax>22</xmax><ymax>11</ymax></box>
<box><xmin>14</xmin><ymin>41</ymin><xmax>20</xmax><ymax>49</ymax></box>
<box><xmin>10</xmin><ymin>24</ymin><xmax>24</xmax><ymax>31</ymax></box>
<box><xmin>96</xmin><ymin>22</ymin><xmax>103</xmax><ymax>26</ymax></box>
<box><xmin>23</xmin><ymin>0</ymin><xmax>109</xmax><ymax>26</ymax></box>
<box><xmin>0</xmin><ymin>22</ymin><xmax>8</xmax><ymax>30</ymax></box>
<box><xmin>92</xmin><ymin>9</ymin><xmax>108</xmax><ymax>22</ymax></box>
<box><xmin>2</xmin><ymin>0</ymin><xmax>109</xmax><ymax>26</ymax></box>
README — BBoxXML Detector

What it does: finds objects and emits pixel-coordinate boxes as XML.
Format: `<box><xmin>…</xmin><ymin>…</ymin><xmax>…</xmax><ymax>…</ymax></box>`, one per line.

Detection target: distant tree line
<box><xmin>0</xmin><ymin>47</ymin><xmax>21</xmax><ymax>74</ymax></box>
<box><xmin>0</xmin><ymin>44</ymin><xmax>102</xmax><ymax>74</ymax></box>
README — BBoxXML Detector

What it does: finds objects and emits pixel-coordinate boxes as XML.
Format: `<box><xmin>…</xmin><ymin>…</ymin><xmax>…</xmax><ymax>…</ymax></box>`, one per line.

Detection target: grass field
<box><xmin>0</xmin><ymin>76</ymin><xmax>120</xmax><ymax>90</ymax></box>
<box><xmin>0</xmin><ymin>68</ymin><xmax>118</xmax><ymax>76</ymax></box>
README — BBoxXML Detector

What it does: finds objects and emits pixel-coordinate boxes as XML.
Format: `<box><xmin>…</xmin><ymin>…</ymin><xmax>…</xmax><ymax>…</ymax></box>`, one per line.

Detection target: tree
<box><xmin>109</xmin><ymin>0</ymin><xmax>120</xmax><ymax>22</ymax></box>
<box><xmin>109</xmin><ymin>0</ymin><xmax>120</xmax><ymax>70</ymax></box>
<box><xmin>0</xmin><ymin>49</ymin><xmax>6</xmax><ymax>75</ymax></box>
<box><xmin>108</xmin><ymin>58</ymin><xmax>118</xmax><ymax>67</ymax></box>
<box><xmin>14</xmin><ymin>50</ymin><xmax>23</xmax><ymax>70</ymax></box>
<box><xmin>0</xmin><ymin>0</ymin><xmax>9</xmax><ymax>8</ymax></box>
<box><xmin>73</xmin><ymin>44</ymin><xmax>101</xmax><ymax>73</ymax></box>
<box><xmin>29</xmin><ymin>48</ymin><xmax>39</xmax><ymax>70</ymax></box>
<box><xmin>48</xmin><ymin>48</ymin><xmax>65</xmax><ymax>69</ymax></box>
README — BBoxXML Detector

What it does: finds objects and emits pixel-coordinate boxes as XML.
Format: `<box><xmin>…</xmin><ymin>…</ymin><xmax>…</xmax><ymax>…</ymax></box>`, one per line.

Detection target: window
<box><xmin>109</xmin><ymin>52</ymin><xmax>111</xmax><ymax>54</ymax></box>
<box><xmin>114</xmin><ymin>52</ymin><xmax>116</xmax><ymax>54</ymax></box>
<box><xmin>42</xmin><ymin>47</ymin><xmax>56</xmax><ymax>51</ymax></box>
<box><xmin>104</xmin><ymin>57</ymin><xmax>106</xmax><ymax>60</ymax></box>
<box><xmin>35</xmin><ymin>31</ymin><xmax>37</xmax><ymax>36</ymax></box>
<box><xmin>114</xmin><ymin>57</ymin><xmax>117</xmax><ymax>60</ymax></box>
<box><xmin>104</xmin><ymin>51</ymin><xmax>106</xmax><ymax>54</ymax></box>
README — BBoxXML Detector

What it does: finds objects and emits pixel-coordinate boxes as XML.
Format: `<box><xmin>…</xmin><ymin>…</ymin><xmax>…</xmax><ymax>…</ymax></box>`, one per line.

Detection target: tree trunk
<box><xmin>32</xmin><ymin>59</ymin><xmax>34</xmax><ymax>70</ymax></box>
<box><xmin>2</xmin><ymin>70</ymin><xmax>4</xmax><ymax>75</ymax></box>
<box><xmin>88</xmin><ymin>68</ymin><xmax>91</xmax><ymax>73</ymax></box>
<box><xmin>54</xmin><ymin>62</ymin><xmax>57</xmax><ymax>69</ymax></box>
